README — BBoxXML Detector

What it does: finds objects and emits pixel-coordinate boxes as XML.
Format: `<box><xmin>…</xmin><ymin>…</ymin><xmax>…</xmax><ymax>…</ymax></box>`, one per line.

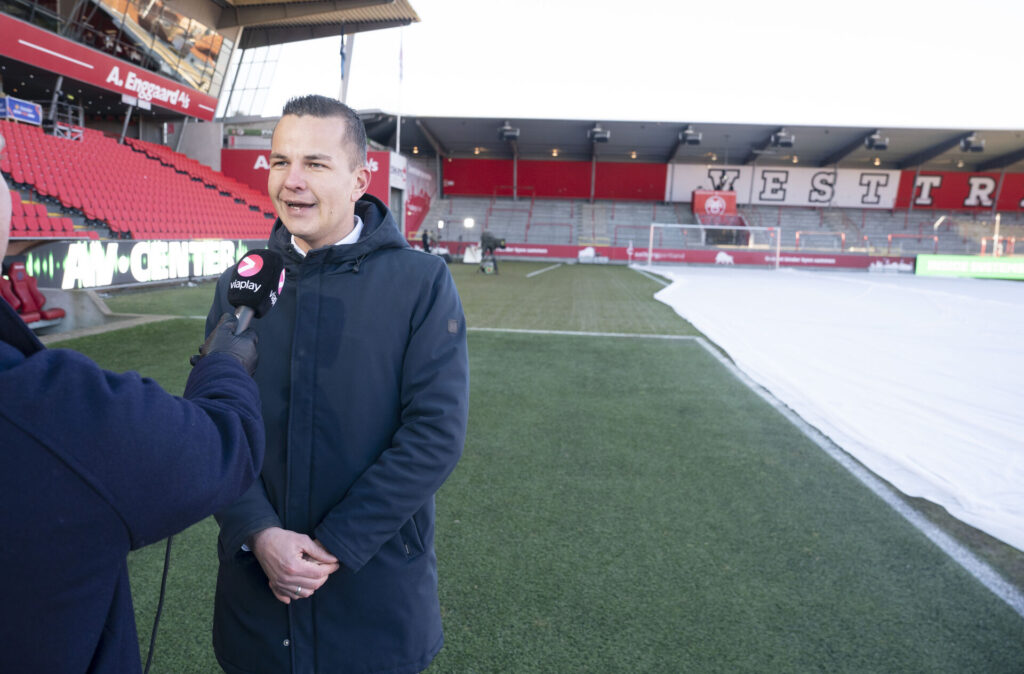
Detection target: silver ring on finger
<box><xmin>296</xmin><ymin>586</ymin><xmax>302</xmax><ymax>595</ymax></box>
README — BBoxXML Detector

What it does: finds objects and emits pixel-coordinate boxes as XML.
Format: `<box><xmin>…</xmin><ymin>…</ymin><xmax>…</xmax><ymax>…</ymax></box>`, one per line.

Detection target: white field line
<box><xmin>468</xmin><ymin>327</ymin><xmax>694</xmax><ymax>340</ymax></box>
<box><xmin>633</xmin><ymin>267</ymin><xmax>670</xmax><ymax>286</ymax></box>
<box><xmin>467</xmin><ymin>325</ymin><xmax>1024</xmax><ymax>619</ymax></box>
<box><xmin>526</xmin><ymin>263</ymin><xmax>563</xmax><ymax>278</ymax></box>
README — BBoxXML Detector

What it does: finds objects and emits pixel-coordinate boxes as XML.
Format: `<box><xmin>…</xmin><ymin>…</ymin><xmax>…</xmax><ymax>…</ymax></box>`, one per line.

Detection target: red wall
<box><xmin>220</xmin><ymin>149</ymin><xmax>268</xmax><ymax>192</ymax></box>
<box><xmin>442</xmin><ymin>159</ymin><xmax>513</xmax><ymax>196</ymax></box>
<box><xmin>442</xmin><ymin>158</ymin><xmax>667</xmax><ymax>200</ymax></box>
<box><xmin>594</xmin><ymin>162</ymin><xmax>667</xmax><ymax>201</ymax></box>
<box><xmin>895</xmin><ymin>171</ymin><xmax>1024</xmax><ymax>210</ymax></box>
<box><xmin>519</xmin><ymin>160</ymin><xmax>591</xmax><ymax>198</ymax></box>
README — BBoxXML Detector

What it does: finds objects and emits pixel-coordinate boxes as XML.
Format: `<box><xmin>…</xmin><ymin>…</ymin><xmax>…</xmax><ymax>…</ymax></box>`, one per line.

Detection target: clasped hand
<box><xmin>249</xmin><ymin>527</ymin><xmax>340</xmax><ymax>604</ymax></box>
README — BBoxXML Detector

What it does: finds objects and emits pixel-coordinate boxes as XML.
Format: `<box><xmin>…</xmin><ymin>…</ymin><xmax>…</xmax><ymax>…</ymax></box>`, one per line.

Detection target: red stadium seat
<box><xmin>10</xmin><ymin>214</ymin><xmax>29</xmax><ymax>235</ymax></box>
<box><xmin>6</xmin><ymin>262</ymin><xmax>65</xmax><ymax>321</ymax></box>
<box><xmin>0</xmin><ymin>275</ymin><xmax>41</xmax><ymax>323</ymax></box>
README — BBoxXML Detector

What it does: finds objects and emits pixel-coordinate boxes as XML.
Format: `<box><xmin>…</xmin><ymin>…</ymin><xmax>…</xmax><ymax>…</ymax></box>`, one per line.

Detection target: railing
<box><xmin>525</xmin><ymin>222</ymin><xmax>573</xmax><ymax>244</ymax></box>
<box><xmin>487</xmin><ymin>186</ymin><xmax>534</xmax><ymax>229</ymax></box>
<box><xmin>614</xmin><ymin>224</ymin><xmax>660</xmax><ymax>247</ymax></box>
<box><xmin>980</xmin><ymin>237</ymin><xmax>1017</xmax><ymax>256</ymax></box>
<box><xmin>696</xmin><ymin>213</ymin><xmax>746</xmax><ymax>227</ymax></box>
<box><xmin>795</xmin><ymin>230</ymin><xmax>845</xmax><ymax>251</ymax></box>
<box><xmin>887</xmin><ymin>234</ymin><xmax>938</xmax><ymax>254</ymax></box>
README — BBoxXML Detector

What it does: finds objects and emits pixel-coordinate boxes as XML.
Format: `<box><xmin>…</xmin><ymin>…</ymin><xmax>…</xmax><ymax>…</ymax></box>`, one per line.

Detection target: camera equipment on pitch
<box><xmin>479</xmin><ymin>231</ymin><xmax>506</xmax><ymax>274</ymax></box>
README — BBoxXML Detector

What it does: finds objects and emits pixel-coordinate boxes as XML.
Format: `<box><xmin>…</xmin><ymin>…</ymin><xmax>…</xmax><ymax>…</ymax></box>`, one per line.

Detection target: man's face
<box><xmin>268</xmin><ymin>114</ymin><xmax>371</xmax><ymax>253</ymax></box>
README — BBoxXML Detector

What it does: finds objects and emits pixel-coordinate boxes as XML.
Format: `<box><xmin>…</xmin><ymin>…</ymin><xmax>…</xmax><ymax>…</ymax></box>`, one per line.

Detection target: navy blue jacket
<box><xmin>208</xmin><ymin>195</ymin><xmax>469</xmax><ymax>674</ymax></box>
<box><xmin>0</xmin><ymin>302</ymin><xmax>265</xmax><ymax>673</ymax></box>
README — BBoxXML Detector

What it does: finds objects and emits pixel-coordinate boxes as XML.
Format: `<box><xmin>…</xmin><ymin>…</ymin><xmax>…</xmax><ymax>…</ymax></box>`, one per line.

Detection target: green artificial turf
<box><xmin>102</xmin><ymin>282</ymin><xmax>220</xmax><ymax>318</ymax></box>
<box><xmin>448</xmin><ymin>261</ymin><xmax>697</xmax><ymax>335</ymax></box>
<box><xmin>430</xmin><ymin>332</ymin><xmax>1024</xmax><ymax>672</ymax></box>
<box><xmin>55</xmin><ymin>317</ymin><xmax>202</xmax><ymax>393</ymax></box>
<box><xmin>53</xmin><ymin>262</ymin><xmax>1024</xmax><ymax>673</ymax></box>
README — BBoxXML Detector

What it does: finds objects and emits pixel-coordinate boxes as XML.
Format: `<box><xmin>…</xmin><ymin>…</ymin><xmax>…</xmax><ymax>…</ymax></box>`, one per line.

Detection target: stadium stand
<box><xmin>0</xmin><ymin>120</ymin><xmax>274</xmax><ymax>241</ymax></box>
<box><xmin>7</xmin><ymin>189</ymin><xmax>94</xmax><ymax>239</ymax></box>
<box><xmin>426</xmin><ymin>194</ymin><xmax>1012</xmax><ymax>258</ymax></box>
<box><xmin>125</xmin><ymin>138</ymin><xmax>275</xmax><ymax>215</ymax></box>
<box><xmin>741</xmin><ymin>204</ymin><xmax>1003</xmax><ymax>255</ymax></box>
<box><xmin>525</xmin><ymin>197</ymin><xmax>577</xmax><ymax>245</ymax></box>
<box><xmin>426</xmin><ymin>196</ymin><xmax>701</xmax><ymax>249</ymax></box>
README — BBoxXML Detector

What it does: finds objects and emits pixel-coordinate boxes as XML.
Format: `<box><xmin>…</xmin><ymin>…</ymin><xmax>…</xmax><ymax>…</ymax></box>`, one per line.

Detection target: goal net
<box><xmin>645</xmin><ymin>223</ymin><xmax>781</xmax><ymax>270</ymax></box>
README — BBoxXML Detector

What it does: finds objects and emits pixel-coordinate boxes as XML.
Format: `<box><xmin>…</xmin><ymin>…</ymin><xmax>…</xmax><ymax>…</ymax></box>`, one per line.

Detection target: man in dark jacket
<box><xmin>205</xmin><ymin>96</ymin><xmax>469</xmax><ymax>674</ymax></box>
<box><xmin>0</xmin><ymin>138</ymin><xmax>266</xmax><ymax>673</ymax></box>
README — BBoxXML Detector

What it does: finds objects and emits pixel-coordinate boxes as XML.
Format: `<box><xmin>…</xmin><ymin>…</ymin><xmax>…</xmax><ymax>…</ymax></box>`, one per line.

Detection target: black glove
<box><xmin>190</xmin><ymin>313</ymin><xmax>259</xmax><ymax>375</ymax></box>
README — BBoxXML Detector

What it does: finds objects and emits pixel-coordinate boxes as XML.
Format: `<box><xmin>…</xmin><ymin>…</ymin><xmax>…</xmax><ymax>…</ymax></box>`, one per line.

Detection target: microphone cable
<box><xmin>143</xmin><ymin>535</ymin><xmax>173</xmax><ymax>674</ymax></box>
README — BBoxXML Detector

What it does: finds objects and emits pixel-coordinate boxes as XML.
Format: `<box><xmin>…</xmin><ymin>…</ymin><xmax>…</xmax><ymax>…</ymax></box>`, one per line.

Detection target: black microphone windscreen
<box><xmin>227</xmin><ymin>249</ymin><xmax>285</xmax><ymax>320</ymax></box>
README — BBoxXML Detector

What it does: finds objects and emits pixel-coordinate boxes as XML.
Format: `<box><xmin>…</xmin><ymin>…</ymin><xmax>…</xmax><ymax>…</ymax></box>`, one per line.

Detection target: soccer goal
<box><xmin>646</xmin><ymin>223</ymin><xmax>782</xmax><ymax>270</ymax></box>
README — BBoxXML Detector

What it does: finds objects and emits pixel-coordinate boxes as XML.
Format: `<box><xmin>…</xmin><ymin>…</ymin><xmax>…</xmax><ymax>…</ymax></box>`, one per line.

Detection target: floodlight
<box><xmin>588</xmin><ymin>124</ymin><xmax>610</xmax><ymax>143</ymax></box>
<box><xmin>865</xmin><ymin>131</ymin><xmax>888</xmax><ymax>151</ymax></box>
<box><xmin>679</xmin><ymin>124</ymin><xmax>702</xmax><ymax>145</ymax></box>
<box><xmin>498</xmin><ymin>121</ymin><xmax>519</xmax><ymax>142</ymax></box>
<box><xmin>771</xmin><ymin>129</ymin><xmax>795</xmax><ymax>148</ymax></box>
<box><xmin>960</xmin><ymin>134</ymin><xmax>984</xmax><ymax>152</ymax></box>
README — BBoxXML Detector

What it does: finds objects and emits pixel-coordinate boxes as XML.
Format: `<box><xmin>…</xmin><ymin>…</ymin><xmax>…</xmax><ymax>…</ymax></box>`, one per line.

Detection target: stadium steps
<box><xmin>526</xmin><ymin>199</ymin><xmax>579</xmax><ymax>245</ymax></box>
<box><xmin>485</xmin><ymin>196</ymin><xmax>530</xmax><ymax>243</ymax></box>
<box><xmin>579</xmin><ymin>203</ymin><xmax>611</xmax><ymax>246</ymax></box>
<box><xmin>124</xmin><ymin>138</ymin><xmax>275</xmax><ymax>217</ymax></box>
<box><xmin>7</xmin><ymin>188</ymin><xmax>98</xmax><ymax>240</ymax></box>
<box><xmin>424</xmin><ymin>197</ymin><xmax>492</xmax><ymax>247</ymax></box>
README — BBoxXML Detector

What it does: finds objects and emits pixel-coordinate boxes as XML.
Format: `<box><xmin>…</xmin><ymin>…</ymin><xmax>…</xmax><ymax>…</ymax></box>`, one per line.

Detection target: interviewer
<box><xmin>0</xmin><ymin>134</ymin><xmax>266</xmax><ymax>674</ymax></box>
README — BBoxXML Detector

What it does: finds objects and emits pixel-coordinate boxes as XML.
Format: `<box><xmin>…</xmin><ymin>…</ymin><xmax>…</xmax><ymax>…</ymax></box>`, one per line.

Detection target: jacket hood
<box><xmin>267</xmin><ymin>193</ymin><xmax>409</xmax><ymax>265</ymax></box>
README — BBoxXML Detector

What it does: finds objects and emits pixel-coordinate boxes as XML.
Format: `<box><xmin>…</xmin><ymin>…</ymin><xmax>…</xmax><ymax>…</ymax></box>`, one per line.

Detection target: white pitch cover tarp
<box><xmin>648</xmin><ymin>266</ymin><xmax>1024</xmax><ymax>552</ymax></box>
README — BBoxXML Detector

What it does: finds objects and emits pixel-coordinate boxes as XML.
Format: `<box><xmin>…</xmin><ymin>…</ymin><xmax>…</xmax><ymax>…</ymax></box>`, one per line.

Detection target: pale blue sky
<box><xmin>264</xmin><ymin>0</ymin><xmax>1024</xmax><ymax>129</ymax></box>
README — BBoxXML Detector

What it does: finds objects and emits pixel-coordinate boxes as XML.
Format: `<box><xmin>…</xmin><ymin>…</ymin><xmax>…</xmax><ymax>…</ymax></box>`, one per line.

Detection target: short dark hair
<box><xmin>280</xmin><ymin>94</ymin><xmax>367</xmax><ymax>169</ymax></box>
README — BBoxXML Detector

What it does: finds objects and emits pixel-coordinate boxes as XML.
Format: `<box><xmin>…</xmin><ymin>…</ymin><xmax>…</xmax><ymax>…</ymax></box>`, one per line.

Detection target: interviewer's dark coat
<box><xmin>208</xmin><ymin>195</ymin><xmax>469</xmax><ymax>674</ymax></box>
<box><xmin>0</xmin><ymin>301</ymin><xmax>265</xmax><ymax>673</ymax></box>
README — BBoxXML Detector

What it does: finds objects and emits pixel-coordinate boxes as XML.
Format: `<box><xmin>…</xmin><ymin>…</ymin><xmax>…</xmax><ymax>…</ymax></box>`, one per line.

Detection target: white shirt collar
<box><xmin>291</xmin><ymin>215</ymin><xmax>364</xmax><ymax>257</ymax></box>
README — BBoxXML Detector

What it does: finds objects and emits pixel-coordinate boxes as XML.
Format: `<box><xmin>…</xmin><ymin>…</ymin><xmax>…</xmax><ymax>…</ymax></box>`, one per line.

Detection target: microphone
<box><xmin>227</xmin><ymin>249</ymin><xmax>285</xmax><ymax>334</ymax></box>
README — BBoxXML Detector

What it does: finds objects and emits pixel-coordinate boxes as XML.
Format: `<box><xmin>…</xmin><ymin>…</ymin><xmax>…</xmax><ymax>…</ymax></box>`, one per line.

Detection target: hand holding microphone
<box><xmin>192</xmin><ymin>314</ymin><xmax>259</xmax><ymax>375</ymax></box>
<box><xmin>191</xmin><ymin>250</ymin><xmax>285</xmax><ymax>374</ymax></box>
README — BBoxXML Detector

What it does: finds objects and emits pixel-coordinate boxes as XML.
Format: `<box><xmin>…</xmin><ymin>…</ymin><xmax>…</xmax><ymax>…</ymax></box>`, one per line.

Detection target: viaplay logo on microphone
<box><xmin>230</xmin><ymin>253</ymin><xmax>271</xmax><ymax>297</ymax></box>
<box><xmin>228</xmin><ymin>249</ymin><xmax>285</xmax><ymax>324</ymax></box>
<box><xmin>237</xmin><ymin>253</ymin><xmax>264</xmax><ymax>277</ymax></box>
<box><xmin>230</xmin><ymin>278</ymin><xmax>263</xmax><ymax>293</ymax></box>
<box><xmin>230</xmin><ymin>251</ymin><xmax>274</xmax><ymax>295</ymax></box>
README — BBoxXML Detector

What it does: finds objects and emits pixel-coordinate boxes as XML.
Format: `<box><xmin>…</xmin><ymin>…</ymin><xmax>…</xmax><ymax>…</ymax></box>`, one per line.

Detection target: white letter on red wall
<box><xmin>964</xmin><ymin>176</ymin><xmax>996</xmax><ymax>207</ymax></box>
<box><xmin>914</xmin><ymin>175</ymin><xmax>943</xmax><ymax>206</ymax></box>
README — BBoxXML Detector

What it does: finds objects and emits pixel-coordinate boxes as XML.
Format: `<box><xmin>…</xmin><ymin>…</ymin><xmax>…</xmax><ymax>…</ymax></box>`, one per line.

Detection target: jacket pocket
<box><xmin>398</xmin><ymin>516</ymin><xmax>425</xmax><ymax>559</ymax></box>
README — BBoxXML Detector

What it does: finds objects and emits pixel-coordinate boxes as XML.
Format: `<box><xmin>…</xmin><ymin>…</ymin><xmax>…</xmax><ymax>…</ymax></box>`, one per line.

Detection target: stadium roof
<box><xmin>223</xmin><ymin>0</ymin><xmax>420</xmax><ymax>49</ymax></box>
<box><xmin>363</xmin><ymin>113</ymin><xmax>1024</xmax><ymax>173</ymax></box>
<box><xmin>0</xmin><ymin>1</ymin><xmax>418</xmax><ymax>123</ymax></box>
